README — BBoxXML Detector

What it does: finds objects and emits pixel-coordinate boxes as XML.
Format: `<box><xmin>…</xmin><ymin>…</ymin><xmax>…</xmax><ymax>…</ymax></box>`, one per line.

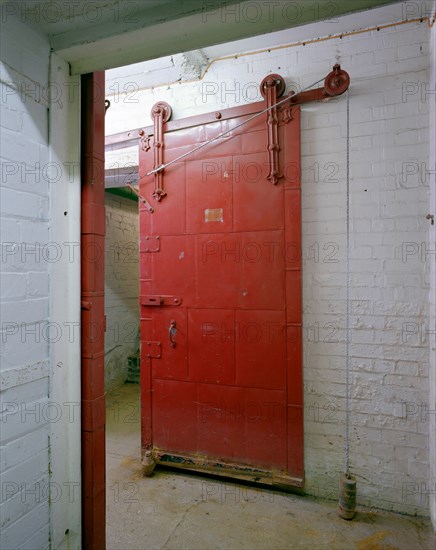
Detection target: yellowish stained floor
<box><xmin>106</xmin><ymin>383</ymin><xmax>435</xmax><ymax>550</ymax></box>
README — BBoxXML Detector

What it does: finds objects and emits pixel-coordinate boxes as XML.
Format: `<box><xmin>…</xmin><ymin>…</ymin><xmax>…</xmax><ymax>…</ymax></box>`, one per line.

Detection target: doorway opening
<box><xmin>103</xmin><ymin>68</ymin><xmax>142</xmax><ymax>545</ymax></box>
<box><xmin>75</xmin><ymin>8</ymin><xmax>436</xmax><ymax>548</ymax></box>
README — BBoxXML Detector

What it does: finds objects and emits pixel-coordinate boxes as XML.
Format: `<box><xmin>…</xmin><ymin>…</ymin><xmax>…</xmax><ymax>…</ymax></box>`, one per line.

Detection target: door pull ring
<box><xmin>169</xmin><ymin>320</ymin><xmax>177</xmax><ymax>348</ymax></box>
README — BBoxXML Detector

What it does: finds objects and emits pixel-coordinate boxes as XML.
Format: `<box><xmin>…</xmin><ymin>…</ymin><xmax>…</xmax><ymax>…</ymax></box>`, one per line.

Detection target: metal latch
<box><xmin>141</xmin><ymin>295</ymin><xmax>182</xmax><ymax>307</ymax></box>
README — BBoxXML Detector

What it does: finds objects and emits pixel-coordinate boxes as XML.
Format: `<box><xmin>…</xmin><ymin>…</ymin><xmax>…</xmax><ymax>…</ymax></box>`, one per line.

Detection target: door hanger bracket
<box><xmin>260</xmin><ymin>74</ymin><xmax>286</xmax><ymax>185</ymax></box>
<box><xmin>259</xmin><ymin>66</ymin><xmax>350</xmax><ymax>186</ymax></box>
<box><xmin>151</xmin><ymin>101</ymin><xmax>172</xmax><ymax>202</ymax></box>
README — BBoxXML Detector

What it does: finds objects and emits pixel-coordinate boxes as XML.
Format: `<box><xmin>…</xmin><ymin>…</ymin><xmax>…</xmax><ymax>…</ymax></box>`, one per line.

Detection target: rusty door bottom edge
<box><xmin>150</xmin><ymin>449</ymin><xmax>304</xmax><ymax>490</ymax></box>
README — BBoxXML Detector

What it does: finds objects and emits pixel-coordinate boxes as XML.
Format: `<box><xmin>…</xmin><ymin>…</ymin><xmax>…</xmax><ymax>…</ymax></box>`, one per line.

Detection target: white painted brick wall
<box><xmin>106</xmin><ymin>19</ymin><xmax>431</xmax><ymax>515</ymax></box>
<box><xmin>105</xmin><ymin>194</ymin><xmax>140</xmax><ymax>391</ymax></box>
<box><xmin>0</xmin><ymin>10</ymin><xmax>52</xmax><ymax>550</ymax></box>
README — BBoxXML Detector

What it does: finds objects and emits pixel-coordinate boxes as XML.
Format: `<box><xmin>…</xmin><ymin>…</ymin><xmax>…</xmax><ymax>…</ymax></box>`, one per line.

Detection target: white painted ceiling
<box><xmin>105</xmin><ymin>0</ymin><xmax>433</xmax><ymax>93</ymax></box>
<box><xmin>1</xmin><ymin>0</ymin><xmax>418</xmax><ymax>73</ymax></box>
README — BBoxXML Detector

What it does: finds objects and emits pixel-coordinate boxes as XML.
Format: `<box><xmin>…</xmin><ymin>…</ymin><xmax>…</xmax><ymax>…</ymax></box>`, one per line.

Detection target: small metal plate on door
<box><xmin>141</xmin><ymin>236</ymin><xmax>160</xmax><ymax>253</ymax></box>
<box><xmin>144</xmin><ymin>341</ymin><xmax>162</xmax><ymax>359</ymax></box>
<box><xmin>205</xmin><ymin>208</ymin><xmax>223</xmax><ymax>223</ymax></box>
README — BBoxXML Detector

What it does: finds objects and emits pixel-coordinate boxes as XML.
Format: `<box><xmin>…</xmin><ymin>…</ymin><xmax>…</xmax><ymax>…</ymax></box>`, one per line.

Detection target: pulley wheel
<box><xmin>260</xmin><ymin>74</ymin><xmax>286</xmax><ymax>99</ymax></box>
<box><xmin>324</xmin><ymin>64</ymin><xmax>350</xmax><ymax>97</ymax></box>
<box><xmin>150</xmin><ymin>101</ymin><xmax>172</xmax><ymax>123</ymax></box>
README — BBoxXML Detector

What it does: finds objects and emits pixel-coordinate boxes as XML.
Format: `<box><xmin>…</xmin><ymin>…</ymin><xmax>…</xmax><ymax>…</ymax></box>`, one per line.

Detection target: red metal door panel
<box><xmin>284</xmin><ymin>188</ymin><xmax>302</xmax><ymax>270</ymax></box>
<box><xmin>139</xmin><ymin>98</ymin><xmax>303</xmax><ymax>488</ymax></box>
<box><xmin>152</xmin><ymin>379</ymin><xmax>198</xmax><ymax>453</ymax></box>
<box><xmin>149</xmin><ymin>162</ymin><xmax>187</xmax><ymax>236</ymax></box>
<box><xmin>286</xmin><ymin>271</ymin><xmax>303</xmax><ymax>322</ymax></box>
<box><xmin>287</xmin><ymin>404</ymin><xmax>304</xmax><ymax>477</ymax></box>
<box><xmin>243</xmin><ymin>387</ymin><xmax>287</xmax><ymax>468</ymax></box>
<box><xmin>234</xmin><ymin>309</ymin><xmax>286</xmax><ymax>390</ymax></box>
<box><xmin>199</xmin><ymin>135</ymin><xmax>243</xmax><ymax>159</ymax></box>
<box><xmin>195</xmin><ymin>233</ymin><xmax>242</xmax><ymax>309</ymax></box>
<box><xmin>188</xmin><ymin>308</ymin><xmax>235</xmax><ymax>385</ymax></box>
<box><xmin>197</xmin><ymin>385</ymin><xmax>287</xmax><ymax>468</ymax></box>
<box><xmin>240</xmin><ymin>129</ymin><xmax>269</xmax><ymax>155</ymax></box>
<box><xmin>197</xmin><ymin>384</ymin><xmax>245</xmax><ymax>461</ymax></box>
<box><xmin>232</xmin><ymin>152</ymin><xmax>284</xmax><ymax>232</ymax></box>
<box><xmin>186</xmin><ymin>156</ymin><xmax>233</xmax><ymax>234</ymax></box>
<box><xmin>283</xmin><ymin>113</ymin><xmax>301</xmax><ymax>190</ymax></box>
<box><xmin>287</xmin><ymin>327</ymin><xmax>303</xmax><ymax>406</ymax></box>
<box><xmin>240</xmin><ymin>230</ymin><xmax>285</xmax><ymax>310</ymax></box>
<box><xmin>151</xmin><ymin>236</ymin><xmax>196</xmax><ymax>305</ymax></box>
<box><xmin>165</xmin><ymin>125</ymin><xmax>205</xmax><ymax>148</ymax></box>
<box><xmin>142</xmin><ymin>308</ymin><xmax>188</xmax><ymax>380</ymax></box>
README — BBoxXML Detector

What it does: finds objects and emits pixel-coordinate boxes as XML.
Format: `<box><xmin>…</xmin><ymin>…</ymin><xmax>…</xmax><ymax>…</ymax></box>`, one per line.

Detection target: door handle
<box><xmin>169</xmin><ymin>320</ymin><xmax>177</xmax><ymax>348</ymax></box>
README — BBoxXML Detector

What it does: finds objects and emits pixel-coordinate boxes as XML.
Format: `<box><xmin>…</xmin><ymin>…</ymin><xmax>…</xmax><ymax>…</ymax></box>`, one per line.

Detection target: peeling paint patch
<box><xmin>0</xmin><ymin>361</ymin><xmax>49</xmax><ymax>391</ymax></box>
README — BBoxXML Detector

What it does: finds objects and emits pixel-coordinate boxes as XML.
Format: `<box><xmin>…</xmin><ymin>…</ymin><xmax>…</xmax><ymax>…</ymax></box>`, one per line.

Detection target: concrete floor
<box><xmin>106</xmin><ymin>383</ymin><xmax>435</xmax><ymax>550</ymax></box>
